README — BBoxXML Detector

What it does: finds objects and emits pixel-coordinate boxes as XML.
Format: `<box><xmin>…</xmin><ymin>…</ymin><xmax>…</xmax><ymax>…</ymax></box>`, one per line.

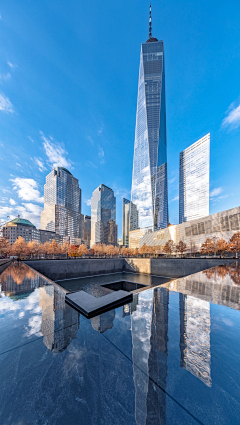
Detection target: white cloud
<box><xmin>0</xmin><ymin>93</ymin><xmax>14</xmax><ymax>113</ymax></box>
<box><xmin>169</xmin><ymin>177</ymin><xmax>176</xmax><ymax>184</ymax></box>
<box><xmin>9</xmin><ymin>198</ymin><xmax>16</xmax><ymax>205</ymax></box>
<box><xmin>14</xmin><ymin>203</ymin><xmax>42</xmax><ymax>228</ymax></box>
<box><xmin>34</xmin><ymin>157</ymin><xmax>46</xmax><ymax>172</ymax></box>
<box><xmin>85</xmin><ymin>199</ymin><xmax>91</xmax><ymax>206</ymax></box>
<box><xmin>98</xmin><ymin>147</ymin><xmax>105</xmax><ymax>164</ymax></box>
<box><xmin>222</xmin><ymin>103</ymin><xmax>240</xmax><ymax>129</ymax></box>
<box><xmin>16</xmin><ymin>163</ymin><xmax>22</xmax><ymax>167</ymax></box>
<box><xmin>170</xmin><ymin>195</ymin><xmax>179</xmax><ymax>202</ymax></box>
<box><xmin>210</xmin><ymin>187</ymin><xmax>222</xmax><ymax>197</ymax></box>
<box><xmin>88</xmin><ymin>160</ymin><xmax>97</xmax><ymax>168</ymax></box>
<box><xmin>28</xmin><ymin>136</ymin><xmax>34</xmax><ymax>143</ymax></box>
<box><xmin>7</xmin><ymin>62</ymin><xmax>14</xmax><ymax>68</ymax></box>
<box><xmin>114</xmin><ymin>188</ymin><xmax>131</xmax><ymax>199</ymax></box>
<box><xmin>2</xmin><ymin>188</ymin><xmax>12</xmax><ymax>194</ymax></box>
<box><xmin>0</xmin><ymin>205</ymin><xmax>13</xmax><ymax>217</ymax></box>
<box><xmin>11</xmin><ymin>177</ymin><xmax>44</xmax><ymax>203</ymax></box>
<box><xmin>41</xmin><ymin>132</ymin><xmax>71</xmax><ymax>169</ymax></box>
<box><xmin>97</xmin><ymin>123</ymin><xmax>104</xmax><ymax>134</ymax></box>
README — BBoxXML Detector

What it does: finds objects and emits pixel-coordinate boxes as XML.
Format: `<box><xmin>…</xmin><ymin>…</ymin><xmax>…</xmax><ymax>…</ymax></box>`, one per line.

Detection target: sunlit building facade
<box><xmin>179</xmin><ymin>134</ymin><xmax>210</xmax><ymax>224</ymax></box>
<box><xmin>41</xmin><ymin>167</ymin><xmax>83</xmax><ymax>244</ymax></box>
<box><xmin>122</xmin><ymin>198</ymin><xmax>130</xmax><ymax>247</ymax></box>
<box><xmin>131</xmin><ymin>11</ymin><xmax>168</xmax><ymax>232</ymax></box>
<box><xmin>91</xmin><ymin>184</ymin><xmax>117</xmax><ymax>246</ymax></box>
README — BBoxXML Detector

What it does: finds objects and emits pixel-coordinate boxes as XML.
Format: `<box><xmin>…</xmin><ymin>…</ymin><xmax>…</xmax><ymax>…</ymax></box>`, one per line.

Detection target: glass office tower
<box><xmin>41</xmin><ymin>167</ymin><xmax>83</xmax><ymax>243</ymax></box>
<box><xmin>91</xmin><ymin>184</ymin><xmax>117</xmax><ymax>246</ymax></box>
<box><xmin>122</xmin><ymin>198</ymin><xmax>130</xmax><ymax>247</ymax></box>
<box><xmin>179</xmin><ymin>134</ymin><xmax>210</xmax><ymax>224</ymax></box>
<box><xmin>131</xmin><ymin>7</ymin><xmax>168</xmax><ymax>231</ymax></box>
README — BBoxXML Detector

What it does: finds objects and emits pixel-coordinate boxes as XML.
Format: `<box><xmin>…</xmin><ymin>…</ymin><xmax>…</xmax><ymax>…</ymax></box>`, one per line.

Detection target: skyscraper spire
<box><xmin>149</xmin><ymin>3</ymin><xmax>152</xmax><ymax>39</ymax></box>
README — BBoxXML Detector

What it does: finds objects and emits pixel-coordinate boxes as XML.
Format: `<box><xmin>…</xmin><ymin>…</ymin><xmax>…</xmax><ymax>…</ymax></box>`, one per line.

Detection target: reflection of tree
<box><xmin>203</xmin><ymin>265</ymin><xmax>240</xmax><ymax>285</ymax></box>
<box><xmin>0</xmin><ymin>262</ymin><xmax>41</xmax><ymax>296</ymax></box>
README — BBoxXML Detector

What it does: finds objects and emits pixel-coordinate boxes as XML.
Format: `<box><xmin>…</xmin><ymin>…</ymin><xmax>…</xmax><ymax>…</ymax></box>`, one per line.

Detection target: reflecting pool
<box><xmin>1</xmin><ymin>262</ymin><xmax>240</xmax><ymax>424</ymax></box>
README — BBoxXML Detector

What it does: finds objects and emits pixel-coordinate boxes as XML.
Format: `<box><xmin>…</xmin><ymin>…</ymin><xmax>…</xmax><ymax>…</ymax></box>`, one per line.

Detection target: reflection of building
<box><xmin>122</xmin><ymin>294</ymin><xmax>138</xmax><ymax>317</ymax></box>
<box><xmin>139</xmin><ymin>205</ymin><xmax>240</xmax><ymax>252</ymax></box>
<box><xmin>39</xmin><ymin>285</ymin><xmax>79</xmax><ymax>352</ymax></box>
<box><xmin>179</xmin><ymin>294</ymin><xmax>212</xmax><ymax>387</ymax></box>
<box><xmin>91</xmin><ymin>184</ymin><xmax>117</xmax><ymax>246</ymax></box>
<box><xmin>83</xmin><ymin>215</ymin><xmax>91</xmax><ymax>247</ymax></box>
<box><xmin>146</xmin><ymin>288</ymin><xmax>169</xmax><ymax>425</ymax></box>
<box><xmin>131</xmin><ymin>5</ymin><xmax>168</xmax><ymax>232</ymax></box>
<box><xmin>0</xmin><ymin>262</ymin><xmax>41</xmax><ymax>297</ymax></box>
<box><xmin>91</xmin><ymin>310</ymin><xmax>115</xmax><ymax>333</ymax></box>
<box><xmin>179</xmin><ymin>134</ymin><xmax>210</xmax><ymax>224</ymax></box>
<box><xmin>41</xmin><ymin>167</ymin><xmax>83</xmax><ymax>244</ymax></box>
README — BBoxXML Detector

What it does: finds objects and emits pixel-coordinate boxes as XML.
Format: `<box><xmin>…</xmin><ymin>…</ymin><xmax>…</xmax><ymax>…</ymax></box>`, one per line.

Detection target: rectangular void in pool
<box><xmin>101</xmin><ymin>280</ymin><xmax>147</xmax><ymax>292</ymax></box>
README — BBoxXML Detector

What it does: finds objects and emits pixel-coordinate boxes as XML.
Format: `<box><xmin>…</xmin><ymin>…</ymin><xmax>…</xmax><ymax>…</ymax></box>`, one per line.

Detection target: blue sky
<box><xmin>0</xmin><ymin>0</ymin><xmax>240</xmax><ymax>237</ymax></box>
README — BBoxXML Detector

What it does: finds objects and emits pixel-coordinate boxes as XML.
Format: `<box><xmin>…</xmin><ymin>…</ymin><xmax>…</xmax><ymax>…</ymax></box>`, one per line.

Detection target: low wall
<box><xmin>0</xmin><ymin>259</ymin><xmax>12</xmax><ymax>275</ymax></box>
<box><xmin>24</xmin><ymin>257</ymin><xmax>236</xmax><ymax>281</ymax></box>
<box><xmin>24</xmin><ymin>259</ymin><xmax>125</xmax><ymax>281</ymax></box>
<box><xmin>124</xmin><ymin>258</ymin><xmax>235</xmax><ymax>278</ymax></box>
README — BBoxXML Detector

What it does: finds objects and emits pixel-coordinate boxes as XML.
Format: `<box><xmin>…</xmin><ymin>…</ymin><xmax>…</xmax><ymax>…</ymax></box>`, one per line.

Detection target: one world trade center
<box><xmin>131</xmin><ymin>5</ymin><xmax>168</xmax><ymax>231</ymax></box>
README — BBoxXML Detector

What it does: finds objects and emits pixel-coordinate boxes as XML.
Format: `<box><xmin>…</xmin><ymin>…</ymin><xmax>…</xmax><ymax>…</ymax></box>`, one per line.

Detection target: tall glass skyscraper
<box><xmin>131</xmin><ymin>6</ymin><xmax>168</xmax><ymax>231</ymax></box>
<box><xmin>41</xmin><ymin>167</ymin><xmax>83</xmax><ymax>243</ymax></box>
<box><xmin>91</xmin><ymin>184</ymin><xmax>117</xmax><ymax>246</ymax></box>
<box><xmin>179</xmin><ymin>133</ymin><xmax>210</xmax><ymax>224</ymax></box>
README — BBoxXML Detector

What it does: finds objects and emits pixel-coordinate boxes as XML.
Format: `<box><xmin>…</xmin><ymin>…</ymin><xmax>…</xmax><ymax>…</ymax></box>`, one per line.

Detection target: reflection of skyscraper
<box><xmin>131</xmin><ymin>5</ymin><xmax>168</xmax><ymax>232</ymax></box>
<box><xmin>91</xmin><ymin>310</ymin><xmax>115</xmax><ymax>333</ymax></box>
<box><xmin>122</xmin><ymin>294</ymin><xmax>138</xmax><ymax>317</ymax></box>
<box><xmin>41</xmin><ymin>167</ymin><xmax>83</xmax><ymax>243</ymax></box>
<box><xmin>179</xmin><ymin>134</ymin><xmax>210</xmax><ymax>224</ymax></box>
<box><xmin>91</xmin><ymin>184</ymin><xmax>117</xmax><ymax>246</ymax></box>
<box><xmin>146</xmin><ymin>288</ymin><xmax>169</xmax><ymax>425</ymax></box>
<box><xmin>179</xmin><ymin>294</ymin><xmax>212</xmax><ymax>387</ymax></box>
<box><xmin>0</xmin><ymin>263</ymin><xmax>41</xmax><ymax>297</ymax></box>
<box><xmin>39</xmin><ymin>285</ymin><xmax>79</xmax><ymax>352</ymax></box>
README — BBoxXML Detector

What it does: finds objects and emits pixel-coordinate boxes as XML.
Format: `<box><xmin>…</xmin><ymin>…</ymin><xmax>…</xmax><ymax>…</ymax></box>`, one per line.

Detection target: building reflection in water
<box><xmin>39</xmin><ymin>285</ymin><xmax>79</xmax><ymax>352</ymax></box>
<box><xmin>0</xmin><ymin>262</ymin><xmax>80</xmax><ymax>353</ymax></box>
<box><xmin>179</xmin><ymin>294</ymin><xmax>212</xmax><ymax>387</ymax></box>
<box><xmin>91</xmin><ymin>310</ymin><xmax>115</xmax><ymax>333</ymax></box>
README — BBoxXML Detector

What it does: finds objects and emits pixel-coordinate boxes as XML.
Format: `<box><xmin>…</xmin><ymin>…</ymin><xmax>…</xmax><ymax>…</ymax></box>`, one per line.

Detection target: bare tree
<box><xmin>162</xmin><ymin>240</ymin><xmax>175</xmax><ymax>257</ymax></box>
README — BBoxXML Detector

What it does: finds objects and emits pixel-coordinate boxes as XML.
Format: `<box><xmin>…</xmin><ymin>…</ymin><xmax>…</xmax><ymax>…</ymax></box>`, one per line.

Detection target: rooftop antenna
<box><xmin>149</xmin><ymin>3</ymin><xmax>152</xmax><ymax>39</ymax></box>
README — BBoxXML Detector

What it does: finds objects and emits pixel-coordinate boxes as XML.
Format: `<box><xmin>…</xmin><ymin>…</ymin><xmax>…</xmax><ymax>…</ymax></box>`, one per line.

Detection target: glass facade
<box><xmin>131</xmin><ymin>37</ymin><xmax>168</xmax><ymax>232</ymax></box>
<box><xmin>41</xmin><ymin>167</ymin><xmax>83</xmax><ymax>243</ymax></box>
<box><xmin>122</xmin><ymin>198</ymin><xmax>130</xmax><ymax>247</ymax></box>
<box><xmin>179</xmin><ymin>134</ymin><xmax>210</xmax><ymax>224</ymax></box>
<box><xmin>91</xmin><ymin>184</ymin><xmax>117</xmax><ymax>246</ymax></box>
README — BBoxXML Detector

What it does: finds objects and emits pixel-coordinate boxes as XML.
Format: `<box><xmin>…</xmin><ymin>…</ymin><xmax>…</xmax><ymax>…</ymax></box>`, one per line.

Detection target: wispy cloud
<box><xmin>97</xmin><ymin>123</ymin><xmax>104</xmax><ymax>134</ymax></box>
<box><xmin>34</xmin><ymin>157</ymin><xmax>46</xmax><ymax>172</ymax></box>
<box><xmin>170</xmin><ymin>195</ymin><xmax>179</xmax><ymax>202</ymax></box>
<box><xmin>114</xmin><ymin>187</ymin><xmax>131</xmax><ymax>199</ymax></box>
<box><xmin>84</xmin><ymin>199</ymin><xmax>91</xmax><ymax>206</ymax></box>
<box><xmin>222</xmin><ymin>102</ymin><xmax>240</xmax><ymax>129</ymax></box>
<box><xmin>98</xmin><ymin>147</ymin><xmax>105</xmax><ymax>164</ymax></box>
<box><xmin>210</xmin><ymin>187</ymin><xmax>222</xmax><ymax>197</ymax></box>
<box><xmin>0</xmin><ymin>73</ymin><xmax>11</xmax><ymax>81</ymax></box>
<box><xmin>169</xmin><ymin>177</ymin><xmax>176</xmax><ymax>184</ymax></box>
<box><xmin>11</xmin><ymin>177</ymin><xmax>44</xmax><ymax>203</ymax></box>
<box><xmin>28</xmin><ymin>136</ymin><xmax>34</xmax><ymax>143</ymax></box>
<box><xmin>88</xmin><ymin>160</ymin><xmax>97</xmax><ymax>168</ymax></box>
<box><xmin>41</xmin><ymin>132</ymin><xmax>71</xmax><ymax>169</ymax></box>
<box><xmin>7</xmin><ymin>62</ymin><xmax>14</xmax><ymax>68</ymax></box>
<box><xmin>0</xmin><ymin>93</ymin><xmax>14</xmax><ymax>113</ymax></box>
<box><xmin>88</xmin><ymin>136</ymin><xmax>94</xmax><ymax>145</ymax></box>
<box><xmin>16</xmin><ymin>163</ymin><xmax>22</xmax><ymax>167</ymax></box>
<box><xmin>9</xmin><ymin>198</ymin><xmax>16</xmax><ymax>205</ymax></box>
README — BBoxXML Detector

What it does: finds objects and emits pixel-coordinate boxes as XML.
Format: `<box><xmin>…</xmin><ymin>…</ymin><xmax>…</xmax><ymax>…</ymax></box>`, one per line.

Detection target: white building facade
<box><xmin>179</xmin><ymin>134</ymin><xmax>210</xmax><ymax>224</ymax></box>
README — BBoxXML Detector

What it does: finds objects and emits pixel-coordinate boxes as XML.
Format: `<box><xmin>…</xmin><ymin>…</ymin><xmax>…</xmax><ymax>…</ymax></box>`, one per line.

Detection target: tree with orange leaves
<box><xmin>200</xmin><ymin>237</ymin><xmax>214</xmax><ymax>256</ymax></box>
<box><xmin>229</xmin><ymin>232</ymin><xmax>240</xmax><ymax>258</ymax></box>
<box><xmin>78</xmin><ymin>244</ymin><xmax>89</xmax><ymax>257</ymax></box>
<box><xmin>176</xmin><ymin>240</ymin><xmax>187</xmax><ymax>257</ymax></box>
<box><xmin>12</xmin><ymin>236</ymin><xmax>28</xmax><ymax>258</ymax></box>
<box><xmin>216</xmin><ymin>238</ymin><xmax>229</xmax><ymax>258</ymax></box>
<box><xmin>162</xmin><ymin>240</ymin><xmax>175</xmax><ymax>257</ymax></box>
<box><xmin>0</xmin><ymin>237</ymin><xmax>11</xmax><ymax>257</ymax></box>
<box><xmin>27</xmin><ymin>240</ymin><xmax>40</xmax><ymax>259</ymax></box>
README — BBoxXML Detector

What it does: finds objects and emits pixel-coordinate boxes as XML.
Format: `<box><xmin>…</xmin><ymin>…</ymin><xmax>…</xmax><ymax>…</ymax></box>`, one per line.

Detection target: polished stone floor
<box><xmin>1</xmin><ymin>262</ymin><xmax>240</xmax><ymax>424</ymax></box>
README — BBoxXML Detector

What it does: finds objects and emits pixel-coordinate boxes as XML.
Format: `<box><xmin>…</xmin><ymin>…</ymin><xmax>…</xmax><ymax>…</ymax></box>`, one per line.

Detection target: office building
<box><xmin>137</xmin><ymin>205</ymin><xmax>240</xmax><ymax>251</ymax></box>
<box><xmin>3</xmin><ymin>217</ymin><xmax>61</xmax><ymax>245</ymax></box>
<box><xmin>131</xmin><ymin>5</ymin><xmax>168</xmax><ymax>232</ymax></box>
<box><xmin>179</xmin><ymin>134</ymin><xmax>210</xmax><ymax>223</ymax></box>
<box><xmin>83</xmin><ymin>215</ymin><xmax>91</xmax><ymax>247</ymax></box>
<box><xmin>91</xmin><ymin>184</ymin><xmax>117</xmax><ymax>246</ymax></box>
<box><xmin>122</xmin><ymin>198</ymin><xmax>130</xmax><ymax>246</ymax></box>
<box><xmin>41</xmin><ymin>167</ymin><xmax>83</xmax><ymax>244</ymax></box>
